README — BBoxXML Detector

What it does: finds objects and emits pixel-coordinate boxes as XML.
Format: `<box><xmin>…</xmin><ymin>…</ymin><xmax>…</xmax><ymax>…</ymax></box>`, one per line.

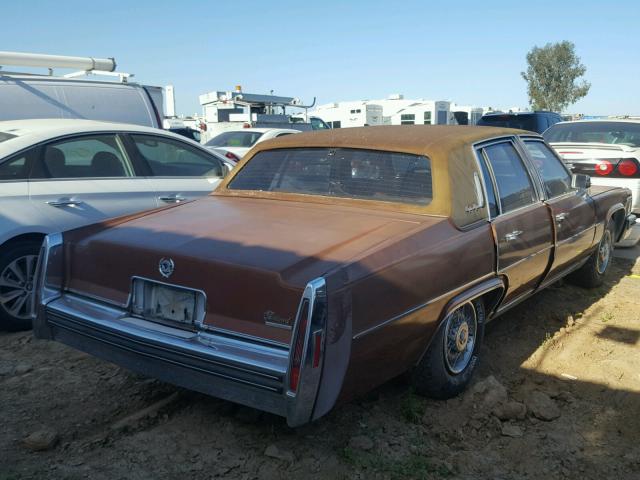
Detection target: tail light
<box><xmin>224</xmin><ymin>151</ymin><xmax>240</xmax><ymax>163</ymax></box>
<box><xmin>595</xmin><ymin>160</ymin><xmax>613</xmax><ymax>176</ymax></box>
<box><xmin>617</xmin><ymin>158</ymin><xmax>639</xmax><ymax>177</ymax></box>
<box><xmin>289</xmin><ymin>300</ymin><xmax>309</xmax><ymax>392</ymax></box>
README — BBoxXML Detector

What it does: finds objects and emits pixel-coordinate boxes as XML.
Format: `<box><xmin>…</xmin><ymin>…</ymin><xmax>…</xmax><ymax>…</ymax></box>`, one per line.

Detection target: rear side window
<box><xmin>523</xmin><ymin>141</ymin><xmax>573</xmax><ymax>198</ymax></box>
<box><xmin>228</xmin><ymin>148</ymin><xmax>432</xmax><ymax>206</ymax></box>
<box><xmin>34</xmin><ymin>134</ymin><xmax>133</xmax><ymax>179</ymax></box>
<box><xmin>476</xmin><ymin>151</ymin><xmax>498</xmax><ymax>217</ymax></box>
<box><xmin>482</xmin><ymin>142</ymin><xmax>537</xmax><ymax>213</ymax></box>
<box><xmin>132</xmin><ymin>135</ymin><xmax>223</xmax><ymax>177</ymax></box>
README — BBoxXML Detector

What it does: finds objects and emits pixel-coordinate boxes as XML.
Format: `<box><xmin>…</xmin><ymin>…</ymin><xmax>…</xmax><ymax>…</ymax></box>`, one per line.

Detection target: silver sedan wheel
<box><xmin>596</xmin><ymin>229</ymin><xmax>612</xmax><ymax>275</ymax></box>
<box><xmin>443</xmin><ymin>302</ymin><xmax>477</xmax><ymax>375</ymax></box>
<box><xmin>0</xmin><ymin>254</ymin><xmax>39</xmax><ymax>320</ymax></box>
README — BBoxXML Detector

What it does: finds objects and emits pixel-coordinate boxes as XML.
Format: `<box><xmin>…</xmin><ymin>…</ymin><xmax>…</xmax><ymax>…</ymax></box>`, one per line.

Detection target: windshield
<box><xmin>0</xmin><ymin>132</ymin><xmax>17</xmax><ymax>143</ymax></box>
<box><xmin>205</xmin><ymin>131</ymin><xmax>264</xmax><ymax>148</ymax></box>
<box><xmin>478</xmin><ymin>114</ymin><xmax>538</xmax><ymax>131</ymax></box>
<box><xmin>228</xmin><ymin>148</ymin><xmax>432</xmax><ymax>206</ymax></box>
<box><xmin>543</xmin><ymin>122</ymin><xmax>640</xmax><ymax>147</ymax></box>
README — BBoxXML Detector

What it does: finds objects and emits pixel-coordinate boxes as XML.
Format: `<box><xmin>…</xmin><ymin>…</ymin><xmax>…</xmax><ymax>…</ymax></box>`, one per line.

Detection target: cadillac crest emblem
<box><xmin>159</xmin><ymin>258</ymin><xmax>175</xmax><ymax>278</ymax></box>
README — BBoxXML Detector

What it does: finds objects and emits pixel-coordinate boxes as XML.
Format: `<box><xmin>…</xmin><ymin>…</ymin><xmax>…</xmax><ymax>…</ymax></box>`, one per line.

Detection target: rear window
<box><xmin>478</xmin><ymin>114</ymin><xmax>538</xmax><ymax>132</ymax></box>
<box><xmin>0</xmin><ymin>132</ymin><xmax>16</xmax><ymax>143</ymax></box>
<box><xmin>228</xmin><ymin>148</ymin><xmax>432</xmax><ymax>206</ymax></box>
<box><xmin>205</xmin><ymin>131</ymin><xmax>264</xmax><ymax>148</ymax></box>
<box><xmin>543</xmin><ymin>121</ymin><xmax>640</xmax><ymax>148</ymax></box>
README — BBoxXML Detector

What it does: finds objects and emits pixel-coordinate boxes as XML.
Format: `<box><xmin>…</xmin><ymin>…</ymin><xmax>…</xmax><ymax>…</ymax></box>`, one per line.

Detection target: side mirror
<box><xmin>571</xmin><ymin>173</ymin><xmax>591</xmax><ymax>190</ymax></box>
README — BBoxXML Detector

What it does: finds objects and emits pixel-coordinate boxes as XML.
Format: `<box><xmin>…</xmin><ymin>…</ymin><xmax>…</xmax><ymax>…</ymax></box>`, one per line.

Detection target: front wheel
<box><xmin>411</xmin><ymin>299</ymin><xmax>485</xmax><ymax>399</ymax></box>
<box><xmin>567</xmin><ymin>221</ymin><xmax>615</xmax><ymax>289</ymax></box>
<box><xmin>0</xmin><ymin>242</ymin><xmax>41</xmax><ymax>331</ymax></box>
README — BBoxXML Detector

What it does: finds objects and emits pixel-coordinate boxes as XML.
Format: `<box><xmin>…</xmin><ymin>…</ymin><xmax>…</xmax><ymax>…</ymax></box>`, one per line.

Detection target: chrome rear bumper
<box><xmin>34</xmin><ymin>289</ymin><xmax>333</xmax><ymax>425</ymax></box>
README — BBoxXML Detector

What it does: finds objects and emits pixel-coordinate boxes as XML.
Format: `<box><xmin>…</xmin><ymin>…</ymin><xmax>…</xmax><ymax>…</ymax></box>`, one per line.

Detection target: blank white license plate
<box><xmin>131</xmin><ymin>279</ymin><xmax>200</xmax><ymax>326</ymax></box>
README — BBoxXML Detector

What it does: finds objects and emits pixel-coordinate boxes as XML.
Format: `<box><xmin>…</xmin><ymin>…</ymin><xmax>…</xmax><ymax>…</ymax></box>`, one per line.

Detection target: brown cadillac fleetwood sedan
<box><xmin>33</xmin><ymin>126</ymin><xmax>636</xmax><ymax>426</ymax></box>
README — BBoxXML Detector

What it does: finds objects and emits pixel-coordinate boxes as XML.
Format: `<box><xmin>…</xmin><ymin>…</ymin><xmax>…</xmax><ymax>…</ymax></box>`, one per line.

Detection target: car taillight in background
<box><xmin>617</xmin><ymin>159</ymin><xmax>639</xmax><ymax>177</ymax></box>
<box><xmin>595</xmin><ymin>160</ymin><xmax>614</xmax><ymax>176</ymax></box>
<box><xmin>571</xmin><ymin>158</ymin><xmax>640</xmax><ymax>179</ymax></box>
<box><xmin>224</xmin><ymin>151</ymin><xmax>240</xmax><ymax>163</ymax></box>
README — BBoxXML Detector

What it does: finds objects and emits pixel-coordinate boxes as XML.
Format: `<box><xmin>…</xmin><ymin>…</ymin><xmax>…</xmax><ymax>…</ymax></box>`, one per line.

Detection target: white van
<box><xmin>0</xmin><ymin>74</ymin><xmax>164</xmax><ymax>128</ymax></box>
<box><xmin>0</xmin><ymin>52</ymin><xmax>164</xmax><ymax>128</ymax></box>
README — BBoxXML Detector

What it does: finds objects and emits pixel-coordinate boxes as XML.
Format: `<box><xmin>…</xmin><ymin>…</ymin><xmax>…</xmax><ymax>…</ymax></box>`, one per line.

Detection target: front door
<box><xmin>478</xmin><ymin>140</ymin><xmax>554</xmax><ymax>306</ymax></box>
<box><xmin>521</xmin><ymin>139</ymin><xmax>596</xmax><ymax>277</ymax></box>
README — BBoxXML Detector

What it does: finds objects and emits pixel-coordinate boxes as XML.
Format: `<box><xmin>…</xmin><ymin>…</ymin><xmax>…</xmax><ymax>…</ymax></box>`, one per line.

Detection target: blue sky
<box><xmin>2</xmin><ymin>0</ymin><xmax>638</xmax><ymax>116</ymax></box>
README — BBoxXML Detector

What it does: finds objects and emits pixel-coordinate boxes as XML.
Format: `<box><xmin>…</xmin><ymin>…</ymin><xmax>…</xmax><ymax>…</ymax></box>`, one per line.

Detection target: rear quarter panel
<box><xmin>333</xmin><ymin>220</ymin><xmax>495</xmax><ymax>403</ymax></box>
<box><xmin>588</xmin><ymin>185</ymin><xmax>632</xmax><ymax>241</ymax></box>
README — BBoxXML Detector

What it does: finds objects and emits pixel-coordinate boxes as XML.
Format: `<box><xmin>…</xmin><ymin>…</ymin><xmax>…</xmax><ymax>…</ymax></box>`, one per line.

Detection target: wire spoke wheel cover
<box><xmin>0</xmin><ymin>254</ymin><xmax>39</xmax><ymax>320</ymax></box>
<box><xmin>596</xmin><ymin>229</ymin><xmax>612</xmax><ymax>275</ymax></box>
<box><xmin>443</xmin><ymin>302</ymin><xmax>477</xmax><ymax>374</ymax></box>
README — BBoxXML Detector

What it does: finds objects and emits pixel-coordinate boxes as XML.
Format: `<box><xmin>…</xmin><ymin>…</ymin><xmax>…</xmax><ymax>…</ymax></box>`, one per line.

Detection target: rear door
<box><xmin>477</xmin><ymin>139</ymin><xmax>553</xmax><ymax>306</ymax></box>
<box><xmin>127</xmin><ymin>134</ymin><xmax>224</xmax><ymax>205</ymax></box>
<box><xmin>28</xmin><ymin>133</ymin><xmax>158</xmax><ymax>232</ymax></box>
<box><xmin>520</xmin><ymin>138</ymin><xmax>595</xmax><ymax>277</ymax></box>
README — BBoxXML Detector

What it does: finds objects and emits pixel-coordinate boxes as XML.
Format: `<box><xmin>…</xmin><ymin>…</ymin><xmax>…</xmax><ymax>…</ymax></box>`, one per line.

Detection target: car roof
<box><xmin>248</xmin><ymin>125</ymin><xmax>530</xmax><ymax>159</ymax></box>
<box><xmin>551</xmin><ymin>118</ymin><xmax>640</xmax><ymax>125</ymax></box>
<box><xmin>0</xmin><ymin>118</ymin><xmax>201</xmax><ymax>157</ymax></box>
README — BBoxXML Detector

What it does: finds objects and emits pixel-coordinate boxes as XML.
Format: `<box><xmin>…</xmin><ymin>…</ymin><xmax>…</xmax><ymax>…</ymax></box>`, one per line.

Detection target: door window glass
<box><xmin>36</xmin><ymin>135</ymin><xmax>132</xmax><ymax>179</ymax></box>
<box><xmin>523</xmin><ymin>141</ymin><xmax>573</xmax><ymax>198</ymax></box>
<box><xmin>483</xmin><ymin>142</ymin><xmax>537</xmax><ymax>213</ymax></box>
<box><xmin>0</xmin><ymin>155</ymin><xmax>29</xmax><ymax>180</ymax></box>
<box><xmin>131</xmin><ymin>134</ymin><xmax>223</xmax><ymax>177</ymax></box>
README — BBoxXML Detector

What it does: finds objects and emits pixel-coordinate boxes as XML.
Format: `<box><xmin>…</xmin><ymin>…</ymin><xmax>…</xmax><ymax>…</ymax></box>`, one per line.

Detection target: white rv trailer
<box><xmin>309</xmin><ymin>95</ymin><xmax>451</xmax><ymax>128</ymax></box>
<box><xmin>313</xmin><ymin>101</ymin><xmax>385</xmax><ymax>128</ymax></box>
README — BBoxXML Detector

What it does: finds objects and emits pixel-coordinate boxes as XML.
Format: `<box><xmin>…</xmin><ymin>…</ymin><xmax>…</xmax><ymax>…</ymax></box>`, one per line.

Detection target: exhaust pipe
<box><xmin>0</xmin><ymin>51</ymin><xmax>116</xmax><ymax>72</ymax></box>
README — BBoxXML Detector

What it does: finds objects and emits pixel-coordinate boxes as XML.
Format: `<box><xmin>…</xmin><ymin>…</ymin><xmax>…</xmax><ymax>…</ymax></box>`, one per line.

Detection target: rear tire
<box><xmin>411</xmin><ymin>299</ymin><xmax>485</xmax><ymax>399</ymax></box>
<box><xmin>567</xmin><ymin>221</ymin><xmax>615</xmax><ymax>289</ymax></box>
<box><xmin>0</xmin><ymin>241</ymin><xmax>41</xmax><ymax>331</ymax></box>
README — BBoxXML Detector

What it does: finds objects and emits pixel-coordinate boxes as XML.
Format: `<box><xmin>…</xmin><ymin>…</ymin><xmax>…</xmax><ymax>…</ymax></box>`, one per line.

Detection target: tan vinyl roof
<box><xmin>247</xmin><ymin>125</ymin><xmax>529</xmax><ymax>160</ymax></box>
<box><xmin>216</xmin><ymin>125</ymin><xmax>537</xmax><ymax>222</ymax></box>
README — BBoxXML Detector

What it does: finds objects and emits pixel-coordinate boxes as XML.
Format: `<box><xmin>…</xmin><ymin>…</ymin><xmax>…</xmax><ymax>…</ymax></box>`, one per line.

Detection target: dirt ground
<box><xmin>1</xmin><ymin>247</ymin><xmax>639</xmax><ymax>480</ymax></box>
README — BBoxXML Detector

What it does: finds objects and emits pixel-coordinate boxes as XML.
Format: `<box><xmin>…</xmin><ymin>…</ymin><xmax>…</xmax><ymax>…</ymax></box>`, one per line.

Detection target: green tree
<box><xmin>521</xmin><ymin>41</ymin><xmax>590</xmax><ymax>112</ymax></box>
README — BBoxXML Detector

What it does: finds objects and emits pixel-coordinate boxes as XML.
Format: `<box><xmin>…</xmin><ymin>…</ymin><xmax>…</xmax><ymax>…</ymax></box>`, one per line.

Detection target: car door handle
<box><xmin>555</xmin><ymin>212</ymin><xmax>568</xmax><ymax>222</ymax></box>
<box><xmin>46</xmin><ymin>197</ymin><xmax>83</xmax><ymax>207</ymax></box>
<box><xmin>504</xmin><ymin>230</ymin><xmax>523</xmax><ymax>242</ymax></box>
<box><xmin>158</xmin><ymin>194</ymin><xmax>187</xmax><ymax>203</ymax></box>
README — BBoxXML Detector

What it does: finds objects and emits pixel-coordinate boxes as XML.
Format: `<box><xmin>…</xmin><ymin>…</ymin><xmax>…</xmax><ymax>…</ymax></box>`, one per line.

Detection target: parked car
<box><xmin>544</xmin><ymin>119</ymin><xmax>640</xmax><ymax>214</ymax></box>
<box><xmin>168</xmin><ymin>127</ymin><xmax>201</xmax><ymax>143</ymax></box>
<box><xmin>204</xmin><ymin>128</ymin><xmax>301</xmax><ymax>162</ymax></box>
<box><xmin>34</xmin><ymin>126</ymin><xmax>635</xmax><ymax>426</ymax></box>
<box><xmin>0</xmin><ymin>119</ymin><xmax>231</xmax><ymax>331</ymax></box>
<box><xmin>477</xmin><ymin>111</ymin><xmax>562</xmax><ymax>133</ymax></box>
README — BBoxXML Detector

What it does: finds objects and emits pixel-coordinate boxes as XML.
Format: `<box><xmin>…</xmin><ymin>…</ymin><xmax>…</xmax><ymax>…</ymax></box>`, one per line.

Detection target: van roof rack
<box><xmin>0</xmin><ymin>51</ymin><xmax>133</xmax><ymax>83</ymax></box>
